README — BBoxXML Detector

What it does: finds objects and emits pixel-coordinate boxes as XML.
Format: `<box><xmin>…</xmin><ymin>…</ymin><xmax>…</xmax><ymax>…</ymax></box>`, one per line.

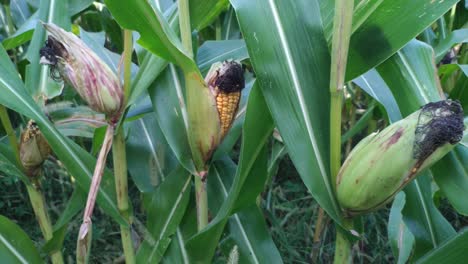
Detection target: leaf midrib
<box><xmin>266</xmin><ymin>0</ymin><xmax>338</xmax><ymax>214</ymax></box>
<box><xmin>0</xmin><ymin>233</ymin><xmax>29</xmax><ymax>264</ymax></box>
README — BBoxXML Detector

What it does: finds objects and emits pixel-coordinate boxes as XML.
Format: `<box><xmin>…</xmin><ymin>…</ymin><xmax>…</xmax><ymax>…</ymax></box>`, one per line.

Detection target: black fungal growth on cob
<box><xmin>206</xmin><ymin>60</ymin><xmax>246</xmax><ymax>138</ymax></box>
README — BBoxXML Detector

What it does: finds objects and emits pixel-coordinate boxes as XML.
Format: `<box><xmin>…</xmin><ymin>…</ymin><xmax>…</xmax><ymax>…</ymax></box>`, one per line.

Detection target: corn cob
<box><xmin>39</xmin><ymin>23</ymin><xmax>123</xmax><ymax>123</ymax></box>
<box><xmin>336</xmin><ymin>100</ymin><xmax>464</xmax><ymax>215</ymax></box>
<box><xmin>216</xmin><ymin>88</ymin><xmax>241</xmax><ymax>137</ymax></box>
<box><xmin>20</xmin><ymin>120</ymin><xmax>51</xmax><ymax>177</ymax></box>
<box><xmin>206</xmin><ymin>61</ymin><xmax>245</xmax><ymax>138</ymax></box>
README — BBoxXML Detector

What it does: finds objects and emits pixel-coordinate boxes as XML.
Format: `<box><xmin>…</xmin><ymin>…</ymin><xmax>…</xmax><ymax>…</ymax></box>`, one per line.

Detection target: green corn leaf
<box><xmin>417</xmin><ymin>228</ymin><xmax>468</xmax><ymax>264</ymax></box>
<box><xmin>231</xmin><ymin>0</ymin><xmax>344</xmax><ymax>227</ymax></box>
<box><xmin>388</xmin><ymin>192</ymin><xmax>415</xmax><ymax>264</ymax></box>
<box><xmin>0</xmin><ymin>215</ymin><xmax>42</xmax><ymax>264</ymax></box>
<box><xmin>320</xmin><ymin>0</ymin><xmax>459</xmax><ymax>80</ymax></box>
<box><xmin>25</xmin><ymin>0</ymin><xmax>70</xmax><ymax>101</ymax></box>
<box><xmin>137</xmin><ymin>166</ymin><xmax>191</xmax><ymax>263</ymax></box>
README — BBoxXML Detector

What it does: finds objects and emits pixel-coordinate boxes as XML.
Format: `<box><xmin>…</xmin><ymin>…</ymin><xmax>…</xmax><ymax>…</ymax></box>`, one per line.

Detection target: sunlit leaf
<box><xmin>320</xmin><ymin>0</ymin><xmax>459</xmax><ymax>80</ymax></box>
<box><xmin>105</xmin><ymin>0</ymin><xmax>196</xmax><ymax>72</ymax></box>
<box><xmin>231</xmin><ymin>0</ymin><xmax>344</xmax><ymax>226</ymax></box>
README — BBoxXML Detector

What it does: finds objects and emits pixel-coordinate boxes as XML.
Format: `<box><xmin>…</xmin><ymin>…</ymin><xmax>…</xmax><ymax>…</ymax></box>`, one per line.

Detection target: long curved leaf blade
<box><xmin>210</xmin><ymin>157</ymin><xmax>283</xmax><ymax>263</ymax></box>
<box><xmin>377</xmin><ymin>40</ymin><xmax>443</xmax><ymax>115</ymax></box>
<box><xmin>228</xmin><ymin>205</ymin><xmax>283</xmax><ymax>264</ymax></box>
<box><xmin>0</xmin><ymin>144</ymin><xmax>30</xmax><ymax>185</ymax></box>
<box><xmin>162</xmin><ymin>229</ymin><xmax>191</xmax><ymax>264</ymax></box>
<box><xmin>402</xmin><ymin>173</ymin><xmax>456</xmax><ymax>259</ymax></box>
<box><xmin>25</xmin><ymin>0</ymin><xmax>70</xmax><ymax>101</ymax></box>
<box><xmin>231</xmin><ymin>0</ymin><xmax>343</xmax><ymax>226</ymax></box>
<box><xmin>222</xmin><ymin>7</ymin><xmax>242</xmax><ymax>40</ymax></box>
<box><xmin>0</xmin><ymin>44</ymin><xmax>126</xmax><ymax>226</ymax></box>
<box><xmin>434</xmin><ymin>29</ymin><xmax>468</xmax><ymax>63</ymax></box>
<box><xmin>149</xmin><ymin>65</ymin><xmax>196</xmax><ymax>174</ymax></box>
<box><xmin>104</xmin><ymin>0</ymin><xmax>196</xmax><ymax>72</ymax></box>
<box><xmin>126</xmin><ymin>113</ymin><xmax>176</xmax><ymax>193</ymax></box>
<box><xmin>197</xmin><ymin>40</ymin><xmax>248</xmax><ymax>74</ymax></box>
<box><xmin>190</xmin><ymin>0</ymin><xmax>229</xmax><ymax>31</ymax></box>
<box><xmin>431</xmin><ymin>145</ymin><xmax>468</xmax><ymax>215</ymax></box>
<box><xmin>10</xmin><ymin>0</ymin><xmax>31</xmax><ymax>26</ymax></box>
<box><xmin>320</xmin><ymin>1</ymin><xmax>377</xmax><ymax>44</ymax></box>
<box><xmin>417</xmin><ymin>228</ymin><xmax>468</xmax><ymax>264</ymax></box>
<box><xmin>320</xmin><ymin>0</ymin><xmax>459</xmax><ymax>80</ymax></box>
<box><xmin>137</xmin><ymin>166</ymin><xmax>191</xmax><ymax>263</ymax></box>
<box><xmin>48</xmin><ymin>103</ymin><xmax>106</xmax><ymax>139</ymax></box>
<box><xmin>129</xmin><ymin>4</ymin><xmax>177</xmax><ymax>105</ymax></box>
<box><xmin>43</xmin><ymin>188</ymin><xmax>86</xmax><ymax>254</ymax></box>
<box><xmin>2</xmin><ymin>11</ymin><xmax>38</xmax><ymax>50</ymax></box>
<box><xmin>54</xmin><ymin>188</ymin><xmax>87</xmax><ymax>230</ymax></box>
<box><xmin>353</xmin><ymin>69</ymin><xmax>402</xmax><ymax>122</ymax></box>
<box><xmin>68</xmin><ymin>0</ymin><xmax>94</xmax><ymax>16</ymax></box>
<box><xmin>388</xmin><ymin>192</ymin><xmax>414</xmax><ymax>264</ymax></box>
<box><xmin>344</xmin><ymin>0</ymin><xmax>458</xmax><ymax>80</ymax></box>
<box><xmin>0</xmin><ymin>215</ymin><xmax>42</xmax><ymax>264</ymax></box>
<box><xmin>162</xmin><ymin>199</ymin><xmax>198</xmax><ymax>264</ymax></box>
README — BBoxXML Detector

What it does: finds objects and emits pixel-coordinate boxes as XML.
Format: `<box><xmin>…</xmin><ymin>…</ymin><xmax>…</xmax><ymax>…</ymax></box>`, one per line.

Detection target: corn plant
<box><xmin>0</xmin><ymin>0</ymin><xmax>467</xmax><ymax>263</ymax></box>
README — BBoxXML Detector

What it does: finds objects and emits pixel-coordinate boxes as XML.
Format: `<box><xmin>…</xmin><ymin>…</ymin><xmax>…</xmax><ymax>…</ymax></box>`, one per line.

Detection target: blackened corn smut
<box><xmin>214</xmin><ymin>61</ymin><xmax>245</xmax><ymax>93</ymax></box>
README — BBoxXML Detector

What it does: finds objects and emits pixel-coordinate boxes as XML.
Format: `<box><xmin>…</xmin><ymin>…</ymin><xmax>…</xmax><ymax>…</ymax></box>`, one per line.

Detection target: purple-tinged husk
<box><xmin>39</xmin><ymin>23</ymin><xmax>123</xmax><ymax>123</ymax></box>
<box><xmin>336</xmin><ymin>100</ymin><xmax>464</xmax><ymax>216</ymax></box>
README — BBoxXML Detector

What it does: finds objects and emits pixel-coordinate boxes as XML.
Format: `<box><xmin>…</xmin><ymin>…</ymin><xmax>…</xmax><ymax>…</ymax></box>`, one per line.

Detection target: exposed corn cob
<box><xmin>206</xmin><ymin>61</ymin><xmax>245</xmax><ymax>138</ymax></box>
<box><xmin>216</xmin><ymin>89</ymin><xmax>241</xmax><ymax>137</ymax></box>
<box><xmin>20</xmin><ymin>120</ymin><xmax>51</xmax><ymax>177</ymax></box>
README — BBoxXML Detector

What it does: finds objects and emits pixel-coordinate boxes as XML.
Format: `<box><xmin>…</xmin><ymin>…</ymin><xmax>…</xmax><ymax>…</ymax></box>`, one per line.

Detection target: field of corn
<box><xmin>0</xmin><ymin>0</ymin><xmax>467</xmax><ymax>263</ymax></box>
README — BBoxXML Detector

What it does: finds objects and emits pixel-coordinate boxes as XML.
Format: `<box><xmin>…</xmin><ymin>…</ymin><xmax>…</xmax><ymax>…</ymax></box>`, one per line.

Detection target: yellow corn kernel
<box><xmin>206</xmin><ymin>60</ymin><xmax>245</xmax><ymax>138</ymax></box>
<box><xmin>215</xmin><ymin>89</ymin><xmax>241</xmax><ymax>138</ymax></box>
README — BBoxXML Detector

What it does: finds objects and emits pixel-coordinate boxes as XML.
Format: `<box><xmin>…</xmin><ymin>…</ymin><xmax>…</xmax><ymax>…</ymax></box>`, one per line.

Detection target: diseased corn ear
<box><xmin>20</xmin><ymin>120</ymin><xmax>51</xmax><ymax>177</ymax></box>
<box><xmin>336</xmin><ymin>100</ymin><xmax>464</xmax><ymax>216</ymax></box>
<box><xmin>39</xmin><ymin>23</ymin><xmax>123</xmax><ymax>122</ymax></box>
<box><xmin>206</xmin><ymin>60</ymin><xmax>245</xmax><ymax>138</ymax></box>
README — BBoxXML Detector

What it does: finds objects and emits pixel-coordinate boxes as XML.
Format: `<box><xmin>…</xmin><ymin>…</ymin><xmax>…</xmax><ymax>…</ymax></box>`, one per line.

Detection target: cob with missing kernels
<box><xmin>206</xmin><ymin>61</ymin><xmax>245</xmax><ymax>138</ymax></box>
